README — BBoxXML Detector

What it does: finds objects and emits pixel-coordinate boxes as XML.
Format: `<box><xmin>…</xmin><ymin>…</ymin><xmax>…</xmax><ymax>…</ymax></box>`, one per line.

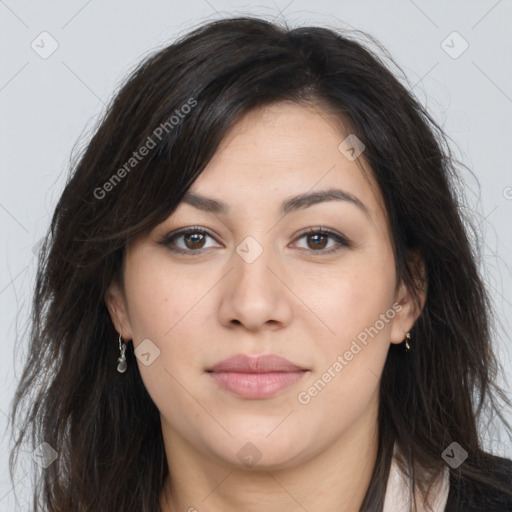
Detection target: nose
<box><xmin>218</xmin><ymin>238</ymin><xmax>294</xmax><ymax>332</ymax></box>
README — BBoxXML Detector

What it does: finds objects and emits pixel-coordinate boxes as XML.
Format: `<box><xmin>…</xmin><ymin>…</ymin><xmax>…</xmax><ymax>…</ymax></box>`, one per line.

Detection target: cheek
<box><xmin>294</xmin><ymin>281</ymin><xmax>394</xmax><ymax>442</ymax></box>
<box><xmin>295</xmin><ymin>245</ymin><xmax>396</xmax><ymax>403</ymax></box>
<box><xmin>298</xmin><ymin>244</ymin><xmax>396</xmax><ymax>344</ymax></box>
<box><xmin>123</xmin><ymin>249</ymin><xmax>205</xmax><ymax>340</ymax></box>
<box><xmin>122</xmin><ymin>249</ymin><xmax>214</xmax><ymax>404</ymax></box>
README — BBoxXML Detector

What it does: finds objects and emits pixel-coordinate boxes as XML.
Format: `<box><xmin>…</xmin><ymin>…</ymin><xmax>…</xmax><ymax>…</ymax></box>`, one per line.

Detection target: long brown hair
<box><xmin>9</xmin><ymin>16</ymin><xmax>512</xmax><ymax>511</ymax></box>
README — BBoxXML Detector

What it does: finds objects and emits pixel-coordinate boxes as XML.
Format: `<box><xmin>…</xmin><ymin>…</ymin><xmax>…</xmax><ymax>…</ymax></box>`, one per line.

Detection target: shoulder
<box><xmin>445</xmin><ymin>453</ymin><xmax>512</xmax><ymax>512</ymax></box>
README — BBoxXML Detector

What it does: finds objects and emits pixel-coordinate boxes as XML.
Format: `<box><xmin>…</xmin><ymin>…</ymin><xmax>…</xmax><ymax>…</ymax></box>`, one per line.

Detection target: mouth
<box><xmin>206</xmin><ymin>354</ymin><xmax>309</xmax><ymax>399</ymax></box>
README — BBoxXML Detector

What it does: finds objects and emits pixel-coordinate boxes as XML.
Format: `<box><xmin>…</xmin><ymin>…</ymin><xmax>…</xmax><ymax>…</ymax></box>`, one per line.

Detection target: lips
<box><xmin>208</xmin><ymin>354</ymin><xmax>306</xmax><ymax>373</ymax></box>
<box><xmin>207</xmin><ymin>354</ymin><xmax>308</xmax><ymax>399</ymax></box>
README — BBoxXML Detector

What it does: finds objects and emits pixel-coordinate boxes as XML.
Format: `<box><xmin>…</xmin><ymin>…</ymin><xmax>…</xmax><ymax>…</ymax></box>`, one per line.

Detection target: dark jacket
<box><xmin>444</xmin><ymin>454</ymin><xmax>512</xmax><ymax>511</ymax></box>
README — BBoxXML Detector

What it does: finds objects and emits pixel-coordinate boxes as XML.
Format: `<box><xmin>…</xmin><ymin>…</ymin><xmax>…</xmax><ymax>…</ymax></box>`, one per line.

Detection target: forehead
<box><xmin>187</xmin><ymin>102</ymin><xmax>388</xmax><ymax>227</ymax></box>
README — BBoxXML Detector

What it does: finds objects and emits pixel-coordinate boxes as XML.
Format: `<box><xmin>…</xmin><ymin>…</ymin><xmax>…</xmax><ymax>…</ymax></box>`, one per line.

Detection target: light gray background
<box><xmin>1</xmin><ymin>0</ymin><xmax>511</xmax><ymax>509</ymax></box>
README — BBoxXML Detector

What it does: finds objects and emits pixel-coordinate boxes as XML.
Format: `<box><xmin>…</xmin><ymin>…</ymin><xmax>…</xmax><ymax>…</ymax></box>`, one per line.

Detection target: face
<box><xmin>106</xmin><ymin>101</ymin><xmax>421</xmax><ymax>470</ymax></box>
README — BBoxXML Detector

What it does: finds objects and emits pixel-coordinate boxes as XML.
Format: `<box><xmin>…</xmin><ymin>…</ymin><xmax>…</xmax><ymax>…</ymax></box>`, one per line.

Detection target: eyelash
<box><xmin>158</xmin><ymin>226</ymin><xmax>351</xmax><ymax>256</ymax></box>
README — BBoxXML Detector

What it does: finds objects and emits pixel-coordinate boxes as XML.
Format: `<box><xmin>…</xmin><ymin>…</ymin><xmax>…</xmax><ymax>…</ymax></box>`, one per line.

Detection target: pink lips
<box><xmin>207</xmin><ymin>354</ymin><xmax>307</xmax><ymax>399</ymax></box>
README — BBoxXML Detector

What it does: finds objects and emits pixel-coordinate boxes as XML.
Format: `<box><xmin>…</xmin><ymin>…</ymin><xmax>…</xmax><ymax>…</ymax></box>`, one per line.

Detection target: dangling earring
<box><xmin>117</xmin><ymin>333</ymin><xmax>127</xmax><ymax>373</ymax></box>
<box><xmin>404</xmin><ymin>332</ymin><xmax>411</xmax><ymax>351</ymax></box>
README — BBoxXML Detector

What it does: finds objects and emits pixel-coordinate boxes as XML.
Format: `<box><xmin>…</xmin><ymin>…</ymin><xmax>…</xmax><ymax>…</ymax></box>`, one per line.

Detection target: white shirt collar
<box><xmin>383</xmin><ymin>443</ymin><xmax>450</xmax><ymax>512</ymax></box>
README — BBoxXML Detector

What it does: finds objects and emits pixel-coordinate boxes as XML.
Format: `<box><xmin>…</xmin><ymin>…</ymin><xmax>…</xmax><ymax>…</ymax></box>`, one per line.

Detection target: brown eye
<box><xmin>294</xmin><ymin>228</ymin><xmax>351</xmax><ymax>255</ymax></box>
<box><xmin>159</xmin><ymin>227</ymin><xmax>220</xmax><ymax>255</ymax></box>
<box><xmin>306</xmin><ymin>233</ymin><xmax>328</xmax><ymax>250</ymax></box>
<box><xmin>183</xmin><ymin>231</ymin><xmax>206</xmax><ymax>250</ymax></box>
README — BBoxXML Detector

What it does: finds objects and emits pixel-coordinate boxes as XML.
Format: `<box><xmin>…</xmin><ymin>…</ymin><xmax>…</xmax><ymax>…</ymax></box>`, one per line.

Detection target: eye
<box><xmin>158</xmin><ymin>227</ymin><xmax>220</xmax><ymax>255</ymax></box>
<box><xmin>293</xmin><ymin>227</ymin><xmax>351</xmax><ymax>254</ymax></box>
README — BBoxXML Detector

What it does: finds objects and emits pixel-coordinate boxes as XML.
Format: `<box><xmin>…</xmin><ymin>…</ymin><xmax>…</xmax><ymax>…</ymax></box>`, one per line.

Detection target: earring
<box><xmin>117</xmin><ymin>333</ymin><xmax>127</xmax><ymax>373</ymax></box>
<box><xmin>404</xmin><ymin>332</ymin><xmax>411</xmax><ymax>351</ymax></box>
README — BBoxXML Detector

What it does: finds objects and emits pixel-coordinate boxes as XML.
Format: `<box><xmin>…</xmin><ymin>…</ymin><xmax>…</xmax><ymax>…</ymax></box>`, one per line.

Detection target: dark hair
<box><xmin>9</xmin><ymin>15</ymin><xmax>512</xmax><ymax>512</ymax></box>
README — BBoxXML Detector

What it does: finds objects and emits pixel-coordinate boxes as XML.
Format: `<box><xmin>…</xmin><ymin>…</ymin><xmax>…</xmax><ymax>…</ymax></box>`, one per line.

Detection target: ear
<box><xmin>104</xmin><ymin>279</ymin><xmax>133</xmax><ymax>341</ymax></box>
<box><xmin>389</xmin><ymin>250</ymin><xmax>427</xmax><ymax>344</ymax></box>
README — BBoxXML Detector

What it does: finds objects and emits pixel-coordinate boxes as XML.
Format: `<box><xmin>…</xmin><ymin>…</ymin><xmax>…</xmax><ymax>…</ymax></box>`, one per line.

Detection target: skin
<box><xmin>105</xmin><ymin>101</ymin><xmax>425</xmax><ymax>512</ymax></box>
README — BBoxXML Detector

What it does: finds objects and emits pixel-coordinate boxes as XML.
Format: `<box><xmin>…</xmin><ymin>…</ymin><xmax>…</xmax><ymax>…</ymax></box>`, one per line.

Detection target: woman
<box><xmin>9</xmin><ymin>16</ymin><xmax>512</xmax><ymax>512</ymax></box>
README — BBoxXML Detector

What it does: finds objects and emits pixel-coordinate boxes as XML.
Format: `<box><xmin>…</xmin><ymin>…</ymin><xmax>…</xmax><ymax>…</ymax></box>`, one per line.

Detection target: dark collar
<box><xmin>443</xmin><ymin>454</ymin><xmax>512</xmax><ymax>512</ymax></box>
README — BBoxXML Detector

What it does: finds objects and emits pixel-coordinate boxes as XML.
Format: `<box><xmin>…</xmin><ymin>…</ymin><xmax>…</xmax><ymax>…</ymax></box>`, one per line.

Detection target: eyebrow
<box><xmin>181</xmin><ymin>188</ymin><xmax>371</xmax><ymax>218</ymax></box>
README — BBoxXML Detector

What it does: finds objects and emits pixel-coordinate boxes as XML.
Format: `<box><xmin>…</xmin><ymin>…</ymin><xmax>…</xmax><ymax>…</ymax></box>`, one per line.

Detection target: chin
<box><xmin>209</xmin><ymin>426</ymin><xmax>309</xmax><ymax>470</ymax></box>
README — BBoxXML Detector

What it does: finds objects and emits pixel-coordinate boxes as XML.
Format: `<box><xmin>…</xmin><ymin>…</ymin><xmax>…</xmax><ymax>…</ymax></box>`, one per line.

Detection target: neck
<box><xmin>159</xmin><ymin>404</ymin><xmax>379</xmax><ymax>512</ymax></box>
